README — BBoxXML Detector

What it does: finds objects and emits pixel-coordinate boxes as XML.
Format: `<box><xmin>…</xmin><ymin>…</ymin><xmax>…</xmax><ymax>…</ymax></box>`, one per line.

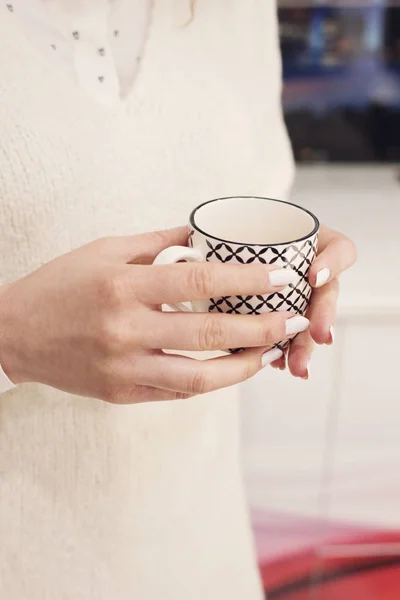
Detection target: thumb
<box><xmin>94</xmin><ymin>226</ymin><xmax>189</xmax><ymax>265</ymax></box>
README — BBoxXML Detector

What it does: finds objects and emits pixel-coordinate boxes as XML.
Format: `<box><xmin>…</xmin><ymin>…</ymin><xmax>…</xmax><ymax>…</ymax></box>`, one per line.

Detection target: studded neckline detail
<box><xmin>3</xmin><ymin>0</ymin><xmax>153</xmax><ymax>105</ymax></box>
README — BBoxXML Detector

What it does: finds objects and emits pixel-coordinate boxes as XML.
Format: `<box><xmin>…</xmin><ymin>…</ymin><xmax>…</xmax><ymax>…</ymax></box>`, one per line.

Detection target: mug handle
<box><xmin>153</xmin><ymin>245</ymin><xmax>205</xmax><ymax>312</ymax></box>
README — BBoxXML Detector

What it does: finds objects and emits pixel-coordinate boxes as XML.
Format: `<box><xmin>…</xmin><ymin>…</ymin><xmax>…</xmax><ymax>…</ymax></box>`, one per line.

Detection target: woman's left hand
<box><xmin>272</xmin><ymin>225</ymin><xmax>357</xmax><ymax>378</ymax></box>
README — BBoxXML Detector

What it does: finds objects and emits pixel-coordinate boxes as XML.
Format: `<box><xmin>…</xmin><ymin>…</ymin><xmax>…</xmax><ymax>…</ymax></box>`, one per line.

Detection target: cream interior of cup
<box><xmin>191</xmin><ymin>197</ymin><xmax>318</xmax><ymax>245</ymax></box>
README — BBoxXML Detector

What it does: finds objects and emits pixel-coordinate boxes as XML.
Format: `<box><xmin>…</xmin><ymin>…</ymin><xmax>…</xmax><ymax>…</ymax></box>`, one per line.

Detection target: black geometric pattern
<box><xmin>188</xmin><ymin>227</ymin><xmax>319</xmax><ymax>352</ymax></box>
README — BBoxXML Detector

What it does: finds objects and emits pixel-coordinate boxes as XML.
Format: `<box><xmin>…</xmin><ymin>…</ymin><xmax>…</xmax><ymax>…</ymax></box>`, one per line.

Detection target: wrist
<box><xmin>0</xmin><ymin>282</ymin><xmax>26</xmax><ymax>386</ymax></box>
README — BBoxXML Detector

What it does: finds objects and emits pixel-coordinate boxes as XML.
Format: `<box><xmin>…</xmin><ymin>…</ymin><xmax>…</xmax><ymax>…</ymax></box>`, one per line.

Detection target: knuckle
<box><xmin>103</xmin><ymin>384</ymin><xmax>141</xmax><ymax>405</ymax></box>
<box><xmin>259</xmin><ymin>314</ymin><xmax>284</xmax><ymax>346</ymax></box>
<box><xmin>95</xmin><ymin>236</ymin><xmax>115</xmax><ymax>251</ymax></box>
<box><xmin>97</xmin><ymin>317</ymin><xmax>128</xmax><ymax>355</ymax></box>
<box><xmin>101</xmin><ymin>385</ymin><xmax>125</xmax><ymax>405</ymax></box>
<box><xmin>167</xmin><ymin>391</ymin><xmax>191</xmax><ymax>401</ymax></box>
<box><xmin>258</xmin><ymin>319</ymin><xmax>275</xmax><ymax>346</ymax></box>
<box><xmin>174</xmin><ymin>392</ymin><xmax>191</xmax><ymax>401</ymax></box>
<box><xmin>259</xmin><ymin>326</ymin><xmax>274</xmax><ymax>346</ymax></box>
<box><xmin>95</xmin><ymin>271</ymin><xmax>126</xmax><ymax>310</ymax></box>
<box><xmin>189</xmin><ymin>263</ymin><xmax>215</xmax><ymax>298</ymax></box>
<box><xmin>241</xmin><ymin>360</ymin><xmax>259</xmax><ymax>382</ymax></box>
<box><xmin>197</xmin><ymin>315</ymin><xmax>227</xmax><ymax>351</ymax></box>
<box><xmin>188</xmin><ymin>370</ymin><xmax>213</xmax><ymax>395</ymax></box>
<box><xmin>331</xmin><ymin>235</ymin><xmax>357</xmax><ymax>267</ymax></box>
<box><xmin>154</xmin><ymin>229</ymin><xmax>172</xmax><ymax>244</ymax></box>
<box><xmin>331</xmin><ymin>276</ymin><xmax>340</xmax><ymax>294</ymax></box>
<box><xmin>85</xmin><ymin>236</ymin><xmax>114</xmax><ymax>253</ymax></box>
<box><xmin>148</xmin><ymin>229</ymin><xmax>173</xmax><ymax>249</ymax></box>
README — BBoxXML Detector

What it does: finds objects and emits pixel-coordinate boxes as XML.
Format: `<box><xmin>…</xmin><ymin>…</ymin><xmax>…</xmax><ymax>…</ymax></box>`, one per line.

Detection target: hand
<box><xmin>0</xmin><ymin>227</ymin><xmax>310</xmax><ymax>404</ymax></box>
<box><xmin>271</xmin><ymin>225</ymin><xmax>357</xmax><ymax>378</ymax></box>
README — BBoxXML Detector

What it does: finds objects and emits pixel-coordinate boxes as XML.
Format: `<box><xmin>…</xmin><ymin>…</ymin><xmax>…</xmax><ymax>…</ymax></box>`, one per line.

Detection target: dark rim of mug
<box><xmin>189</xmin><ymin>196</ymin><xmax>320</xmax><ymax>247</ymax></box>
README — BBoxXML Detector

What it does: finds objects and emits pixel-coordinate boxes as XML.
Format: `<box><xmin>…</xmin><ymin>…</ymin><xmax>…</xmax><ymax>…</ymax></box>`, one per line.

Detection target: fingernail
<box><xmin>269</xmin><ymin>268</ymin><xmax>297</xmax><ymax>287</ymax></box>
<box><xmin>262</xmin><ymin>348</ymin><xmax>283</xmax><ymax>368</ymax></box>
<box><xmin>315</xmin><ymin>268</ymin><xmax>330</xmax><ymax>288</ymax></box>
<box><xmin>285</xmin><ymin>315</ymin><xmax>310</xmax><ymax>337</ymax></box>
<box><xmin>329</xmin><ymin>325</ymin><xmax>335</xmax><ymax>345</ymax></box>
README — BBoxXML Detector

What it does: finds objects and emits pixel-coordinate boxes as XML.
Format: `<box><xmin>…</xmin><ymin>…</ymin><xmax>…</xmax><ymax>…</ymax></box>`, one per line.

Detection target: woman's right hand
<box><xmin>0</xmin><ymin>227</ymin><xmax>309</xmax><ymax>404</ymax></box>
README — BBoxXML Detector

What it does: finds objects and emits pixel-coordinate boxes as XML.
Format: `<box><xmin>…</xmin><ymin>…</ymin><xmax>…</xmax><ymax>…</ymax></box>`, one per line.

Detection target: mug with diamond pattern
<box><xmin>154</xmin><ymin>196</ymin><xmax>319</xmax><ymax>351</ymax></box>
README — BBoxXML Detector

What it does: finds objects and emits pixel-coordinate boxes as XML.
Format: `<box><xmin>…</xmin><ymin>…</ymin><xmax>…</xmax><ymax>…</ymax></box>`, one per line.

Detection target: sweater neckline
<box><xmin>2</xmin><ymin>0</ymin><xmax>155</xmax><ymax>105</ymax></box>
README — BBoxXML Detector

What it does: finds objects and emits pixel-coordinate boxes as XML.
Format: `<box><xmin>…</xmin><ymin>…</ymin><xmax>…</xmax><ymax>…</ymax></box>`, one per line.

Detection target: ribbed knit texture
<box><xmin>0</xmin><ymin>1</ymin><xmax>294</xmax><ymax>598</ymax></box>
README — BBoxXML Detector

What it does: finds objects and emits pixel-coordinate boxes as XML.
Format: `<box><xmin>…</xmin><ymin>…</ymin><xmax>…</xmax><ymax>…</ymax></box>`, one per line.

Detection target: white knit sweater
<box><xmin>0</xmin><ymin>2</ymin><xmax>294</xmax><ymax>598</ymax></box>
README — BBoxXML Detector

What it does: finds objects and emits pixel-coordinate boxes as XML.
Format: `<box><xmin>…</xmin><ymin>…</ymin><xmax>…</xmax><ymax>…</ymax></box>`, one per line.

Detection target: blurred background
<box><xmin>281</xmin><ymin>0</ymin><xmax>400</xmax><ymax>163</ymax></box>
<box><xmin>242</xmin><ymin>2</ymin><xmax>400</xmax><ymax>598</ymax></box>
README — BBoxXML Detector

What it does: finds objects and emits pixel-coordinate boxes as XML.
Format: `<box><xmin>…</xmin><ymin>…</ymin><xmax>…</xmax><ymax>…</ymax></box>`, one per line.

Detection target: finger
<box><xmin>309</xmin><ymin>225</ymin><xmax>357</xmax><ymax>288</ymax></box>
<box><xmin>132</xmin><ymin>347</ymin><xmax>284</xmax><ymax>395</ymax></box>
<box><xmin>105</xmin><ymin>384</ymin><xmax>191</xmax><ymax>405</ymax></box>
<box><xmin>287</xmin><ymin>329</ymin><xmax>315</xmax><ymax>379</ymax></box>
<box><xmin>271</xmin><ymin>351</ymin><xmax>286</xmax><ymax>371</ymax></box>
<box><xmin>308</xmin><ymin>278</ymin><xmax>339</xmax><ymax>345</ymax></box>
<box><xmin>133</xmin><ymin>262</ymin><xmax>300</xmax><ymax>305</ymax></box>
<box><xmin>141</xmin><ymin>311</ymin><xmax>309</xmax><ymax>351</ymax></box>
<box><xmin>87</xmin><ymin>227</ymin><xmax>189</xmax><ymax>264</ymax></box>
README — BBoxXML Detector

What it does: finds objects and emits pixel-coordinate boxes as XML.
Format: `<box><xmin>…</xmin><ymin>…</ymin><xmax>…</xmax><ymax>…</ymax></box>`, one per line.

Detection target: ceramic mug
<box><xmin>154</xmin><ymin>196</ymin><xmax>319</xmax><ymax>351</ymax></box>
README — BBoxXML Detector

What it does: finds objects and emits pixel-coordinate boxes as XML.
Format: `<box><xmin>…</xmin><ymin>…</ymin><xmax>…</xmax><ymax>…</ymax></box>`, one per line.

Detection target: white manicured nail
<box><xmin>262</xmin><ymin>348</ymin><xmax>283</xmax><ymax>368</ymax></box>
<box><xmin>315</xmin><ymin>267</ymin><xmax>330</xmax><ymax>288</ymax></box>
<box><xmin>329</xmin><ymin>325</ymin><xmax>335</xmax><ymax>344</ymax></box>
<box><xmin>285</xmin><ymin>316</ymin><xmax>310</xmax><ymax>336</ymax></box>
<box><xmin>269</xmin><ymin>268</ymin><xmax>297</xmax><ymax>287</ymax></box>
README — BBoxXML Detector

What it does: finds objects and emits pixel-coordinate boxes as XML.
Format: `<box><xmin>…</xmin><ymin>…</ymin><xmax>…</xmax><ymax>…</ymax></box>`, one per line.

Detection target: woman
<box><xmin>0</xmin><ymin>1</ymin><xmax>356</xmax><ymax>599</ymax></box>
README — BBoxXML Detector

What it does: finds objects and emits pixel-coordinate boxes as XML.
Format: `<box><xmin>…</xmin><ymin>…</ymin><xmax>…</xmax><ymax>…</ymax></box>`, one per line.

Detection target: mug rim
<box><xmin>189</xmin><ymin>196</ymin><xmax>320</xmax><ymax>247</ymax></box>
